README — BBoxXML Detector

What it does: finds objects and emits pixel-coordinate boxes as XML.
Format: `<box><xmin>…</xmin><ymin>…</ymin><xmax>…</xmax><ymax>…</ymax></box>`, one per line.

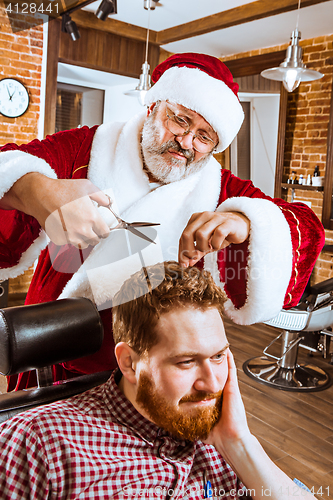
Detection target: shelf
<box><xmin>281</xmin><ymin>183</ymin><xmax>324</xmax><ymax>191</ymax></box>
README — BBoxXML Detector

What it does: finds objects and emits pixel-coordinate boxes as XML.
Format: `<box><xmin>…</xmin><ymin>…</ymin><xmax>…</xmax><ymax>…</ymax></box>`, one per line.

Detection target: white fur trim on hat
<box><xmin>205</xmin><ymin>197</ymin><xmax>293</xmax><ymax>325</ymax></box>
<box><xmin>144</xmin><ymin>66</ymin><xmax>244</xmax><ymax>153</ymax></box>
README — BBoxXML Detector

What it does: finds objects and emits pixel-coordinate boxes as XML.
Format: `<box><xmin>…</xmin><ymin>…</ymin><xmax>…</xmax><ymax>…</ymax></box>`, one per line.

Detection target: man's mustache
<box><xmin>157</xmin><ymin>140</ymin><xmax>195</xmax><ymax>163</ymax></box>
<box><xmin>180</xmin><ymin>390</ymin><xmax>223</xmax><ymax>403</ymax></box>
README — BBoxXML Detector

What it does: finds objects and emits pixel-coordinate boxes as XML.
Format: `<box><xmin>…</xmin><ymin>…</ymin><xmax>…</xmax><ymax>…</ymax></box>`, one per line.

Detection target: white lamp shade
<box><xmin>261</xmin><ymin>66</ymin><xmax>323</xmax><ymax>92</ymax></box>
<box><xmin>124</xmin><ymin>62</ymin><xmax>151</xmax><ymax>106</ymax></box>
<box><xmin>261</xmin><ymin>29</ymin><xmax>323</xmax><ymax>92</ymax></box>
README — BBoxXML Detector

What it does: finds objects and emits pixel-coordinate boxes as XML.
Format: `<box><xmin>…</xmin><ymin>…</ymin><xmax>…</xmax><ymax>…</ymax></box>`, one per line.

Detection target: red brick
<box><xmin>308</xmin><ymin>98</ymin><xmax>331</xmax><ymax>107</ymax></box>
<box><xmin>0</xmin><ymin>49</ymin><xmax>21</xmax><ymax>61</ymax></box>
<box><xmin>18</xmin><ymin>55</ymin><xmax>42</xmax><ymax>66</ymax></box>
<box><xmin>306</xmin><ymin>44</ymin><xmax>326</xmax><ymax>53</ymax></box>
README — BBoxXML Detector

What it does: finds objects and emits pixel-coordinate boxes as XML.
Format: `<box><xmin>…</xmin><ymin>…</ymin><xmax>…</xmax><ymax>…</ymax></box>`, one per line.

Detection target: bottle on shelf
<box><xmin>299</xmin><ymin>174</ymin><xmax>304</xmax><ymax>185</ymax></box>
<box><xmin>306</xmin><ymin>174</ymin><xmax>311</xmax><ymax>185</ymax></box>
<box><xmin>292</xmin><ymin>171</ymin><xmax>298</xmax><ymax>184</ymax></box>
<box><xmin>312</xmin><ymin>165</ymin><xmax>323</xmax><ymax>186</ymax></box>
<box><xmin>287</xmin><ymin>171</ymin><xmax>298</xmax><ymax>184</ymax></box>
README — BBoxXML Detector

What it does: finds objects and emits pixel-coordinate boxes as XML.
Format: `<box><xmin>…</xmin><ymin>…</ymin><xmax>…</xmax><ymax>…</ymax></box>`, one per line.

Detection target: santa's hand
<box><xmin>178</xmin><ymin>211</ymin><xmax>250</xmax><ymax>267</ymax></box>
<box><xmin>41</xmin><ymin>179</ymin><xmax>112</xmax><ymax>248</ymax></box>
<box><xmin>4</xmin><ymin>173</ymin><xmax>113</xmax><ymax>248</ymax></box>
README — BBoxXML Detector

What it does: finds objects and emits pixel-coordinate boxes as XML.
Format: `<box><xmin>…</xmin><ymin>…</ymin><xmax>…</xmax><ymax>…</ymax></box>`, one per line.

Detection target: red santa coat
<box><xmin>0</xmin><ymin>112</ymin><xmax>325</xmax><ymax>390</ymax></box>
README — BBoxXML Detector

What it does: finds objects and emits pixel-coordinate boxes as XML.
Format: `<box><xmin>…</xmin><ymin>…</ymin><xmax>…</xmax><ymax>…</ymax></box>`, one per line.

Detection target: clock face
<box><xmin>0</xmin><ymin>78</ymin><xmax>29</xmax><ymax>118</ymax></box>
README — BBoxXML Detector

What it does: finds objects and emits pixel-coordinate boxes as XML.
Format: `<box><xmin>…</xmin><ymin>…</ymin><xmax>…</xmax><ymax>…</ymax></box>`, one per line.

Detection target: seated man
<box><xmin>0</xmin><ymin>262</ymin><xmax>316</xmax><ymax>499</ymax></box>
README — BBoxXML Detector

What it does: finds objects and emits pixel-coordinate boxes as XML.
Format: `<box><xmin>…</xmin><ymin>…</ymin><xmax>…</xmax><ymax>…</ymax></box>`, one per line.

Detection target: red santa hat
<box><xmin>144</xmin><ymin>53</ymin><xmax>244</xmax><ymax>153</ymax></box>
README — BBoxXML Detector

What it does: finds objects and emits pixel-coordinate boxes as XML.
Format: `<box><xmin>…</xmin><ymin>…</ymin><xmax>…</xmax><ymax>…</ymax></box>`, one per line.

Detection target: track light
<box><xmin>61</xmin><ymin>13</ymin><xmax>81</xmax><ymax>41</ymax></box>
<box><xmin>61</xmin><ymin>0</ymin><xmax>116</xmax><ymax>42</ymax></box>
<box><xmin>95</xmin><ymin>0</ymin><xmax>117</xmax><ymax>20</ymax></box>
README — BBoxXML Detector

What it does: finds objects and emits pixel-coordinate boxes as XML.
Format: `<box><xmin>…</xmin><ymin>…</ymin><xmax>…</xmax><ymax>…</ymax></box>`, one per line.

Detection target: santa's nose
<box><xmin>175</xmin><ymin>132</ymin><xmax>194</xmax><ymax>151</ymax></box>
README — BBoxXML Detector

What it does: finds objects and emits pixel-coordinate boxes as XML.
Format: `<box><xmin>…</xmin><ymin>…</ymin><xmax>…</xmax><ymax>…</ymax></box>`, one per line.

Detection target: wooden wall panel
<box><xmin>224</xmin><ymin>51</ymin><xmax>285</xmax><ymax>78</ymax></box>
<box><xmin>59</xmin><ymin>27</ymin><xmax>160</xmax><ymax>78</ymax></box>
<box><xmin>234</xmin><ymin>74</ymin><xmax>281</xmax><ymax>93</ymax></box>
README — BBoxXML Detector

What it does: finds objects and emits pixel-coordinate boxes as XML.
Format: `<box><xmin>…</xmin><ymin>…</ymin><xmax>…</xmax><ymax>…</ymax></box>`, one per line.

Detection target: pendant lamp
<box><xmin>261</xmin><ymin>0</ymin><xmax>323</xmax><ymax>92</ymax></box>
<box><xmin>124</xmin><ymin>3</ymin><xmax>152</xmax><ymax>105</ymax></box>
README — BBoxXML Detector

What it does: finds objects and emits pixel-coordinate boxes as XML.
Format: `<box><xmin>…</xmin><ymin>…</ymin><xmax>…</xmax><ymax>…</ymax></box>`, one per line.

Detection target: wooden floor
<box><xmin>1</xmin><ymin>318</ymin><xmax>333</xmax><ymax>498</ymax></box>
<box><xmin>224</xmin><ymin>317</ymin><xmax>333</xmax><ymax>500</ymax></box>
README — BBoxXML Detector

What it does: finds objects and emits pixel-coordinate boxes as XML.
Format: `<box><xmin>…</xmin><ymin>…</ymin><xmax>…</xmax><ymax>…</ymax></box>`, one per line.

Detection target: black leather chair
<box><xmin>0</xmin><ymin>298</ymin><xmax>111</xmax><ymax>423</ymax></box>
<box><xmin>243</xmin><ymin>277</ymin><xmax>333</xmax><ymax>392</ymax></box>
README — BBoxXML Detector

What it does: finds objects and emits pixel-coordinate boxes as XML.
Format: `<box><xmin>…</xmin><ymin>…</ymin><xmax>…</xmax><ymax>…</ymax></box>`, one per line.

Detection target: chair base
<box><xmin>243</xmin><ymin>356</ymin><xmax>331</xmax><ymax>392</ymax></box>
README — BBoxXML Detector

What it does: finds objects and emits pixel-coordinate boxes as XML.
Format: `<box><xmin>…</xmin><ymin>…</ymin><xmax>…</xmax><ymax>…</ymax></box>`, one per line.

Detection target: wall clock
<box><xmin>0</xmin><ymin>78</ymin><xmax>29</xmax><ymax>118</ymax></box>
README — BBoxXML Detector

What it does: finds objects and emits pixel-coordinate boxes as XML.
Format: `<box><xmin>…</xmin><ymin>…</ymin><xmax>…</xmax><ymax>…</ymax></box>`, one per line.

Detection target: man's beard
<box><xmin>141</xmin><ymin>115</ymin><xmax>211</xmax><ymax>184</ymax></box>
<box><xmin>136</xmin><ymin>372</ymin><xmax>222</xmax><ymax>441</ymax></box>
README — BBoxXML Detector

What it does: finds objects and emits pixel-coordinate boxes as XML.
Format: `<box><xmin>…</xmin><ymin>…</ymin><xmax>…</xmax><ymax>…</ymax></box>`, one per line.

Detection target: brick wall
<box><xmin>0</xmin><ymin>4</ymin><xmax>44</xmax><ymax>296</ymax></box>
<box><xmin>285</xmin><ymin>35</ymin><xmax>333</xmax><ymax>283</ymax></box>
<box><xmin>222</xmin><ymin>34</ymin><xmax>333</xmax><ymax>285</ymax></box>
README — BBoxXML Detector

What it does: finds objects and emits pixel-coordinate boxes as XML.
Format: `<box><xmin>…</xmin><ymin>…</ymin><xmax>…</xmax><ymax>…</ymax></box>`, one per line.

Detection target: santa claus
<box><xmin>0</xmin><ymin>53</ymin><xmax>325</xmax><ymax>390</ymax></box>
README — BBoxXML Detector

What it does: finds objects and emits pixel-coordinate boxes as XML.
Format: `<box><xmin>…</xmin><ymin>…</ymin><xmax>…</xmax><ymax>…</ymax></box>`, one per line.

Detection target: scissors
<box><xmin>103</xmin><ymin>195</ymin><xmax>160</xmax><ymax>245</ymax></box>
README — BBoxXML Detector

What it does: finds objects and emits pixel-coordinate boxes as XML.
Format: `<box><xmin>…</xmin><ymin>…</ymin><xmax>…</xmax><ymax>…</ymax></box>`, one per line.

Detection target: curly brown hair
<box><xmin>112</xmin><ymin>261</ymin><xmax>227</xmax><ymax>355</ymax></box>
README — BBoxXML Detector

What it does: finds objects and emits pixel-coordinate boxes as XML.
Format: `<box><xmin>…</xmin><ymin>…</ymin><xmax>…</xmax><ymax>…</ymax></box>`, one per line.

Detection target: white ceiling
<box><xmin>84</xmin><ymin>0</ymin><xmax>333</xmax><ymax>58</ymax></box>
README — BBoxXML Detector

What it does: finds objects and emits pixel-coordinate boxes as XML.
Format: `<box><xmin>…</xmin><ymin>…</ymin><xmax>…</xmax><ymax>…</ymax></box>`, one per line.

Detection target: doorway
<box><xmin>230</xmin><ymin>93</ymin><xmax>280</xmax><ymax>197</ymax></box>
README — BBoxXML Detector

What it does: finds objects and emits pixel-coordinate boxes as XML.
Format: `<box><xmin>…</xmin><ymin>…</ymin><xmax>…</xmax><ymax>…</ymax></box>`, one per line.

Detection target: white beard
<box><xmin>141</xmin><ymin>115</ymin><xmax>211</xmax><ymax>184</ymax></box>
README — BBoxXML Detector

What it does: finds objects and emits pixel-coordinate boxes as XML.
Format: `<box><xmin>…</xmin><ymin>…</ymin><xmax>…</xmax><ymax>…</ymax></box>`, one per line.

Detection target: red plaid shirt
<box><xmin>0</xmin><ymin>371</ymin><xmax>250</xmax><ymax>499</ymax></box>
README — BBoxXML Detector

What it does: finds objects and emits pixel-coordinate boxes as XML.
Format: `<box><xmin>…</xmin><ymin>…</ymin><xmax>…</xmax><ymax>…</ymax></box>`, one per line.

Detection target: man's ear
<box><xmin>147</xmin><ymin>102</ymin><xmax>156</xmax><ymax>117</ymax></box>
<box><xmin>115</xmin><ymin>342</ymin><xmax>140</xmax><ymax>385</ymax></box>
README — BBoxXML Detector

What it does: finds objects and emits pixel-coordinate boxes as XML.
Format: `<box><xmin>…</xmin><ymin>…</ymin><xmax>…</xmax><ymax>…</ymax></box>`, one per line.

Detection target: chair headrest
<box><xmin>0</xmin><ymin>298</ymin><xmax>104</xmax><ymax>376</ymax></box>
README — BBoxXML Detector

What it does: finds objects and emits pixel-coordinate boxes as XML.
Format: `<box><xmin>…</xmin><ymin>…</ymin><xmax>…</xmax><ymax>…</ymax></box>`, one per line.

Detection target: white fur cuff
<box><xmin>0</xmin><ymin>150</ymin><xmax>57</xmax><ymax>199</ymax></box>
<box><xmin>215</xmin><ymin>197</ymin><xmax>293</xmax><ymax>325</ymax></box>
<box><xmin>0</xmin><ymin>231</ymin><xmax>48</xmax><ymax>281</ymax></box>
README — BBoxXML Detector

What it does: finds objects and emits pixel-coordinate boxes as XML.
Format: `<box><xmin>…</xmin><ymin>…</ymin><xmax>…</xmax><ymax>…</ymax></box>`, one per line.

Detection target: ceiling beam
<box><xmin>156</xmin><ymin>0</ymin><xmax>332</xmax><ymax>45</ymax></box>
<box><xmin>57</xmin><ymin>0</ymin><xmax>96</xmax><ymax>14</ymax></box>
<box><xmin>68</xmin><ymin>10</ymin><xmax>159</xmax><ymax>43</ymax></box>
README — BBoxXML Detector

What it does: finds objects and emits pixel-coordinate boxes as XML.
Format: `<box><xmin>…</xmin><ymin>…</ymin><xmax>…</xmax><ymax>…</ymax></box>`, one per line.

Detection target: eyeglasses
<box><xmin>165</xmin><ymin>106</ymin><xmax>217</xmax><ymax>154</ymax></box>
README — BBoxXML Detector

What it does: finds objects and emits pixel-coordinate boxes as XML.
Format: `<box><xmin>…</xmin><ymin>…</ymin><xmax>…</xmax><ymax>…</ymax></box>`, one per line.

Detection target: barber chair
<box><xmin>0</xmin><ymin>298</ymin><xmax>111</xmax><ymax>423</ymax></box>
<box><xmin>243</xmin><ymin>277</ymin><xmax>333</xmax><ymax>392</ymax></box>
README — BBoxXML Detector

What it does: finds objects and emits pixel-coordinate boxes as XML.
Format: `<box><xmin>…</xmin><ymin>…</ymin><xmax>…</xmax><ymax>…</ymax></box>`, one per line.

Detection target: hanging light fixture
<box><xmin>124</xmin><ymin>3</ymin><xmax>152</xmax><ymax>105</ymax></box>
<box><xmin>144</xmin><ymin>0</ymin><xmax>160</xmax><ymax>10</ymax></box>
<box><xmin>261</xmin><ymin>0</ymin><xmax>323</xmax><ymax>92</ymax></box>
